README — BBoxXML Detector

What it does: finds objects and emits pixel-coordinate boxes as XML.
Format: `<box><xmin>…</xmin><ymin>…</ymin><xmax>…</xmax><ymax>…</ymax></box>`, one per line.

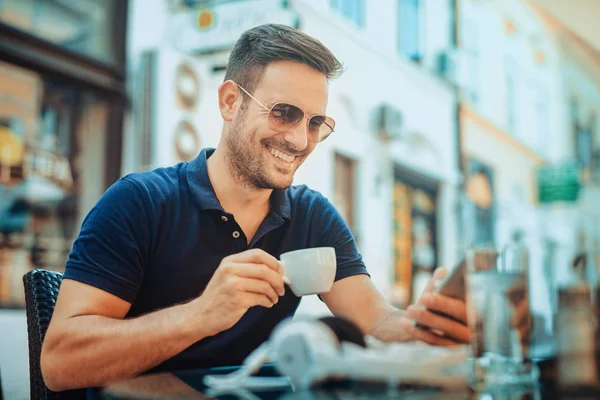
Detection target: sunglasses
<box><xmin>237</xmin><ymin>84</ymin><xmax>335</xmax><ymax>143</ymax></box>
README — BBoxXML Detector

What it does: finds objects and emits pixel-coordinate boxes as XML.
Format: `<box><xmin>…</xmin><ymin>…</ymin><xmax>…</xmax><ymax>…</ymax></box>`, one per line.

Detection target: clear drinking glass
<box><xmin>465</xmin><ymin>244</ymin><xmax>538</xmax><ymax>389</ymax></box>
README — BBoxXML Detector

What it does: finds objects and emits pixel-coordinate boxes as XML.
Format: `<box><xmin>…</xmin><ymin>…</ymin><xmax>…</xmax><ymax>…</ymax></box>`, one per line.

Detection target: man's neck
<box><xmin>206</xmin><ymin>146</ymin><xmax>272</xmax><ymax>215</ymax></box>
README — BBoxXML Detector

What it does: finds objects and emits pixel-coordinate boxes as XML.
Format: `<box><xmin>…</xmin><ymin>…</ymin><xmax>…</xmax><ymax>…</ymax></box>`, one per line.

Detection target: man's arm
<box><xmin>312</xmin><ymin>194</ymin><xmax>468</xmax><ymax>345</ymax></box>
<box><xmin>41</xmin><ymin>280</ymin><xmax>207</xmax><ymax>392</ymax></box>
<box><xmin>42</xmin><ymin>250</ymin><xmax>285</xmax><ymax>392</ymax></box>
<box><xmin>321</xmin><ymin>275</ymin><xmax>411</xmax><ymax>342</ymax></box>
<box><xmin>322</xmin><ymin>270</ymin><xmax>470</xmax><ymax>346</ymax></box>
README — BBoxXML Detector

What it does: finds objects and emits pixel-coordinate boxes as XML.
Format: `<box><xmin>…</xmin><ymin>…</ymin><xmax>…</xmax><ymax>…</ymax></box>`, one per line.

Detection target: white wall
<box><xmin>461</xmin><ymin>0</ymin><xmax>561</xmax><ymax>159</ymax></box>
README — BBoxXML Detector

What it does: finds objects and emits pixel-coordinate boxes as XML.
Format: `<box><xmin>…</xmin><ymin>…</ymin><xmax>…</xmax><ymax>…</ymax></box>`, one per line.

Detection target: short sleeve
<box><xmin>313</xmin><ymin>195</ymin><xmax>369</xmax><ymax>281</ymax></box>
<box><xmin>63</xmin><ymin>177</ymin><xmax>151</xmax><ymax>303</ymax></box>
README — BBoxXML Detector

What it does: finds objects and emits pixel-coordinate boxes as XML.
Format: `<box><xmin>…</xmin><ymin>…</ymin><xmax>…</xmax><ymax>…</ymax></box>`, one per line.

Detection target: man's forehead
<box><xmin>256</xmin><ymin>62</ymin><xmax>329</xmax><ymax>114</ymax></box>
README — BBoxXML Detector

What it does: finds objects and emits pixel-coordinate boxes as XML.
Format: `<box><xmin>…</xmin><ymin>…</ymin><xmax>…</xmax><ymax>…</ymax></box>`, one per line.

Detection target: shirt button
<box><xmin>232</xmin><ymin>231</ymin><xmax>240</xmax><ymax>239</ymax></box>
<box><xmin>221</xmin><ymin>215</ymin><xmax>228</xmax><ymax>222</ymax></box>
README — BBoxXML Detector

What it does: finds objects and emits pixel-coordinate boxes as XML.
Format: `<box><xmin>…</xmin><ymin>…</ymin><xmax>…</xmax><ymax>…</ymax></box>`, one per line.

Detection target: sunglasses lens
<box><xmin>269</xmin><ymin>103</ymin><xmax>304</xmax><ymax>131</ymax></box>
<box><xmin>308</xmin><ymin>116</ymin><xmax>335</xmax><ymax>143</ymax></box>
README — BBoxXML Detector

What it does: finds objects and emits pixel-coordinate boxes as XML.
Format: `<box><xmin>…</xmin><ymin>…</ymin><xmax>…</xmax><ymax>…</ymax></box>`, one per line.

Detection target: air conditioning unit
<box><xmin>436</xmin><ymin>50</ymin><xmax>457</xmax><ymax>82</ymax></box>
<box><xmin>435</xmin><ymin>48</ymin><xmax>467</xmax><ymax>88</ymax></box>
<box><xmin>372</xmin><ymin>104</ymin><xmax>404</xmax><ymax>141</ymax></box>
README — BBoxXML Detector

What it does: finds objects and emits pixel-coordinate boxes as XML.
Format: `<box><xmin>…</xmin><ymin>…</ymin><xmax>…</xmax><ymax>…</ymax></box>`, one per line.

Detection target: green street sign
<box><xmin>537</xmin><ymin>163</ymin><xmax>581</xmax><ymax>203</ymax></box>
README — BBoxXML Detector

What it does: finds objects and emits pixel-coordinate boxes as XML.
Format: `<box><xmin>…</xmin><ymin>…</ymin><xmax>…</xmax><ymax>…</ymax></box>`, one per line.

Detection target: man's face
<box><xmin>224</xmin><ymin>60</ymin><xmax>329</xmax><ymax>190</ymax></box>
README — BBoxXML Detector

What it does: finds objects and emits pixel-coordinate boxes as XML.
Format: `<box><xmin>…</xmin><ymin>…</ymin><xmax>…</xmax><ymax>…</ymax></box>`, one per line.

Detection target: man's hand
<box><xmin>398</xmin><ymin>268</ymin><xmax>470</xmax><ymax>346</ymax></box>
<box><xmin>507</xmin><ymin>283</ymin><xmax>532</xmax><ymax>347</ymax></box>
<box><xmin>192</xmin><ymin>249</ymin><xmax>286</xmax><ymax>336</ymax></box>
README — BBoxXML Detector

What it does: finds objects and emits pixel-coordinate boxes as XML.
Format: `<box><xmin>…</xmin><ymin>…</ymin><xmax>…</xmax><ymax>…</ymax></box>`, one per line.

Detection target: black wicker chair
<box><xmin>23</xmin><ymin>269</ymin><xmax>86</xmax><ymax>400</ymax></box>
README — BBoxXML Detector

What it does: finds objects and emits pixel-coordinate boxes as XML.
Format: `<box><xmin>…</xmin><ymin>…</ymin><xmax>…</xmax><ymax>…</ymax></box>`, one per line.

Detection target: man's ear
<box><xmin>219</xmin><ymin>80</ymin><xmax>241</xmax><ymax>122</ymax></box>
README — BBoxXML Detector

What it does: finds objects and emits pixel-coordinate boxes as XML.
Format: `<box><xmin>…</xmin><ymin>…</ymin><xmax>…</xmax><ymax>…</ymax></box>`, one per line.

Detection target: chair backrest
<box><xmin>23</xmin><ymin>269</ymin><xmax>86</xmax><ymax>400</ymax></box>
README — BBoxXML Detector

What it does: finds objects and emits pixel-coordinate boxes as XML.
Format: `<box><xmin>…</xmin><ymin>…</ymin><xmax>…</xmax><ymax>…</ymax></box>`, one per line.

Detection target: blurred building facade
<box><xmin>0</xmin><ymin>0</ymin><xmax>597</xmax><ymax>315</ymax></box>
<box><xmin>531</xmin><ymin>1</ymin><xmax>600</xmax><ymax>294</ymax></box>
<box><xmin>125</xmin><ymin>0</ymin><xmax>461</xmax><ymax>313</ymax></box>
<box><xmin>456</xmin><ymin>0</ymin><xmax>559</xmax><ymax>321</ymax></box>
<box><xmin>0</xmin><ymin>1</ymin><xmax>129</xmax><ymax>396</ymax></box>
<box><xmin>1</xmin><ymin>0</ymin><xmax>599</xmax><ymax>397</ymax></box>
<box><xmin>0</xmin><ymin>0</ymin><xmax>129</xmax><ymax>307</ymax></box>
<box><xmin>457</xmin><ymin>0</ymin><xmax>600</xmax><ymax>326</ymax></box>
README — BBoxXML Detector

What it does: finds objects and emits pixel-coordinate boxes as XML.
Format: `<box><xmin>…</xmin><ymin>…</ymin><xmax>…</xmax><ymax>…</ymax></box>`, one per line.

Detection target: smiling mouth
<box><xmin>266</xmin><ymin>145</ymin><xmax>296</xmax><ymax>164</ymax></box>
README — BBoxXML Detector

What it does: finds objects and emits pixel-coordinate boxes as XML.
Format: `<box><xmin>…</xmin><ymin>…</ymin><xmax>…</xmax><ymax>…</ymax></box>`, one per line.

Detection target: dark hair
<box><xmin>224</xmin><ymin>24</ymin><xmax>343</xmax><ymax>93</ymax></box>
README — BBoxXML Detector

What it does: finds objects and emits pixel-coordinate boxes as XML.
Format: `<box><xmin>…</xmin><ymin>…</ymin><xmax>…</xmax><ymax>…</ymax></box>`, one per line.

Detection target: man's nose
<box><xmin>282</xmin><ymin>120</ymin><xmax>309</xmax><ymax>152</ymax></box>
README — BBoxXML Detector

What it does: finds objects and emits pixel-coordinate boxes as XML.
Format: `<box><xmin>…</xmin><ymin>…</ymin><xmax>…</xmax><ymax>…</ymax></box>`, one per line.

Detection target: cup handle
<box><xmin>279</xmin><ymin>261</ymin><xmax>291</xmax><ymax>285</ymax></box>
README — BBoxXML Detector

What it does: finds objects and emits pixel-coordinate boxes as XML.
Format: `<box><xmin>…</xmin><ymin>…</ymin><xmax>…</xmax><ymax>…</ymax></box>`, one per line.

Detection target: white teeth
<box><xmin>268</xmin><ymin>147</ymin><xmax>294</xmax><ymax>163</ymax></box>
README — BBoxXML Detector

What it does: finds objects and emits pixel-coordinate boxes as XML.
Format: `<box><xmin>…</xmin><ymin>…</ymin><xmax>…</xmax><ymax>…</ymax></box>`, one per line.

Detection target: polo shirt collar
<box><xmin>187</xmin><ymin>148</ymin><xmax>292</xmax><ymax>220</ymax></box>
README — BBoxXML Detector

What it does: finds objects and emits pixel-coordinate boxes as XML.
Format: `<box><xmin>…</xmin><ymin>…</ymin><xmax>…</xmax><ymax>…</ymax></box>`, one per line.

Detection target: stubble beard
<box><xmin>224</xmin><ymin>108</ymin><xmax>294</xmax><ymax>190</ymax></box>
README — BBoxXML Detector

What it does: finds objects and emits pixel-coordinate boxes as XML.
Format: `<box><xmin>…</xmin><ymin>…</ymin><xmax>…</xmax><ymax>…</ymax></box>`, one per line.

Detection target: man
<box><xmin>41</xmin><ymin>24</ymin><xmax>469</xmax><ymax>392</ymax></box>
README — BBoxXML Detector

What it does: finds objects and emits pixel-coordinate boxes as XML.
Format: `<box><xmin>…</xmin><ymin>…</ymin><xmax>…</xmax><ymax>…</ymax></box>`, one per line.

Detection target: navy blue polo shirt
<box><xmin>64</xmin><ymin>147</ymin><xmax>368</xmax><ymax>373</ymax></box>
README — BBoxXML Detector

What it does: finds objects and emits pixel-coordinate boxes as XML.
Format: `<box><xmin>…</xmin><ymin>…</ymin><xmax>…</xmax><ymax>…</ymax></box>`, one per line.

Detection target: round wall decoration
<box><xmin>175</xmin><ymin>62</ymin><xmax>200</xmax><ymax>110</ymax></box>
<box><xmin>174</xmin><ymin>120</ymin><xmax>200</xmax><ymax>161</ymax></box>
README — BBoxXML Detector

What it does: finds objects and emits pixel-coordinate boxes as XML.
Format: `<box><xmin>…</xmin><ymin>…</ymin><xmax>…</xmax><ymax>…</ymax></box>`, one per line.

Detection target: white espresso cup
<box><xmin>279</xmin><ymin>247</ymin><xmax>337</xmax><ymax>296</ymax></box>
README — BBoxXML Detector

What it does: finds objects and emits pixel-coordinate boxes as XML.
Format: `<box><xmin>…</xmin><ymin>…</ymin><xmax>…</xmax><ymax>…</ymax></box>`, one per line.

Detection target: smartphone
<box><xmin>435</xmin><ymin>258</ymin><xmax>467</xmax><ymax>301</ymax></box>
<box><xmin>413</xmin><ymin>260</ymin><xmax>466</xmax><ymax>331</ymax></box>
<box><xmin>414</xmin><ymin>250</ymin><xmax>498</xmax><ymax>331</ymax></box>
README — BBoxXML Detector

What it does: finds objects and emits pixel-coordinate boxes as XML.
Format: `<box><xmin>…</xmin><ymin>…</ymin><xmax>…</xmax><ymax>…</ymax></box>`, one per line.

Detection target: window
<box><xmin>331</xmin><ymin>0</ymin><xmax>364</xmax><ymax>26</ymax></box>
<box><xmin>576</xmin><ymin>124</ymin><xmax>593</xmax><ymax>169</ymax></box>
<box><xmin>391</xmin><ymin>168</ymin><xmax>438</xmax><ymax>307</ymax></box>
<box><xmin>449</xmin><ymin>0</ymin><xmax>458</xmax><ymax>47</ymax></box>
<box><xmin>464</xmin><ymin>160</ymin><xmax>495</xmax><ymax>248</ymax></box>
<box><xmin>505</xmin><ymin>58</ymin><xmax>517</xmax><ymax>134</ymax></box>
<box><xmin>0</xmin><ymin>61</ymin><xmax>110</xmax><ymax>307</ymax></box>
<box><xmin>333</xmin><ymin>153</ymin><xmax>357</xmax><ymax>235</ymax></box>
<box><xmin>535</xmin><ymin>87</ymin><xmax>549</xmax><ymax>156</ymax></box>
<box><xmin>398</xmin><ymin>0</ymin><xmax>420</xmax><ymax>61</ymax></box>
<box><xmin>571</xmin><ymin>98</ymin><xmax>593</xmax><ymax>181</ymax></box>
<box><xmin>0</xmin><ymin>0</ymin><xmax>123</xmax><ymax>63</ymax></box>
<box><xmin>464</xmin><ymin>21</ymin><xmax>480</xmax><ymax>103</ymax></box>
<box><xmin>590</xmin><ymin>112</ymin><xmax>600</xmax><ymax>184</ymax></box>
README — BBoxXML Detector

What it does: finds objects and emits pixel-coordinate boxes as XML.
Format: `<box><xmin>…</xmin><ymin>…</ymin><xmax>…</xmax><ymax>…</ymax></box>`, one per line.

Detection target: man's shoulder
<box><xmin>287</xmin><ymin>184</ymin><xmax>324</xmax><ymax>202</ymax></box>
<box><xmin>119</xmin><ymin>164</ymin><xmax>187</xmax><ymax>199</ymax></box>
<box><xmin>98</xmin><ymin>164</ymin><xmax>189</xmax><ymax>218</ymax></box>
<box><xmin>286</xmin><ymin>184</ymin><xmax>334</xmax><ymax>212</ymax></box>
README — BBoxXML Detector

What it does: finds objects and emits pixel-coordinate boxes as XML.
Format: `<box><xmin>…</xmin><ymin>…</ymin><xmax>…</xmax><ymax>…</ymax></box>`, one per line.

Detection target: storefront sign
<box><xmin>537</xmin><ymin>162</ymin><xmax>581</xmax><ymax>203</ymax></box>
<box><xmin>0</xmin><ymin>125</ymin><xmax>73</xmax><ymax>191</ymax></box>
<box><xmin>25</xmin><ymin>150</ymin><xmax>73</xmax><ymax>189</ymax></box>
<box><xmin>171</xmin><ymin>0</ymin><xmax>299</xmax><ymax>54</ymax></box>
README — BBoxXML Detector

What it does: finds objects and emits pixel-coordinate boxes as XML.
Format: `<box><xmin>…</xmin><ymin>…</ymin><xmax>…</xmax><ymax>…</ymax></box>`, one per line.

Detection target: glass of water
<box><xmin>465</xmin><ymin>244</ymin><xmax>538</xmax><ymax>389</ymax></box>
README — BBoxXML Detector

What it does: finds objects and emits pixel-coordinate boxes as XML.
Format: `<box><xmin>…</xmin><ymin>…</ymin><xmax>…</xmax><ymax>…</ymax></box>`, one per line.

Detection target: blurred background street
<box><xmin>1</xmin><ymin>0</ymin><xmax>600</xmax><ymax>398</ymax></box>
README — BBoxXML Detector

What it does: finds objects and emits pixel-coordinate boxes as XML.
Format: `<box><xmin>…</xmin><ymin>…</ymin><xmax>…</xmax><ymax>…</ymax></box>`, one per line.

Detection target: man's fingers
<box><xmin>513</xmin><ymin>298</ymin><xmax>530</xmax><ymax>328</ymax></box>
<box><xmin>226</xmin><ymin>249</ymin><xmax>281</xmax><ymax>271</ymax></box>
<box><xmin>419</xmin><ymin>268</ymin><xmax>448</xmax><ymax>298</ymax></box>
<box><xmin>398</xmin><ymin>318</ymin><xmax>461</xmax><ymax>346</ymax></box>
<box><xmin>238</xmin><ymin>277</ymin><xmax>279</xmax><ymax>304</ymax></box>
<box><xmin>231</xmin><ymin>263</ymin><xmax>285</xmax><ymax>296</ymax></box>
<box><xmin>407</xmin><ymin>306</ymin><xmax>470</xmax><ymax>344</ymax></box>
<box><xmin>241</xmin><ymin>292</ymin><xmax>274</xmax><ymax>309</ymax></box>
<box><xmin>420</xmin><ymin>293</ymin><xmax>468</xmax><ymax>324</ymax></box>
<box><xmin>513</xmin><ymin>298</ymin><xmax>532</xmax><ymax>343</ymax></box>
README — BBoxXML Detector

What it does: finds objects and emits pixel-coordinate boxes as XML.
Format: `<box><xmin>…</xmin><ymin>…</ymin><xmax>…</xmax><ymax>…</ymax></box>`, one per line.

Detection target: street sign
<box><xmin>537</xmin><ymin>162</ymin><xmax>581</xmax><ymax>203</ymax></box>
<box><xmin>170</xmin><ymin>0</ymin><xmax>299</xmax><ymax>54</ymax></box>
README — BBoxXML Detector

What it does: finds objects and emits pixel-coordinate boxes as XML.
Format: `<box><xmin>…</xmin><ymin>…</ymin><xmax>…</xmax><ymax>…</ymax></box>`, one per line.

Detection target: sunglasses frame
<box><xmin>236</xmin><ymin>84</ymin><xmax>335</xmax><ymax>143</ymax></box>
